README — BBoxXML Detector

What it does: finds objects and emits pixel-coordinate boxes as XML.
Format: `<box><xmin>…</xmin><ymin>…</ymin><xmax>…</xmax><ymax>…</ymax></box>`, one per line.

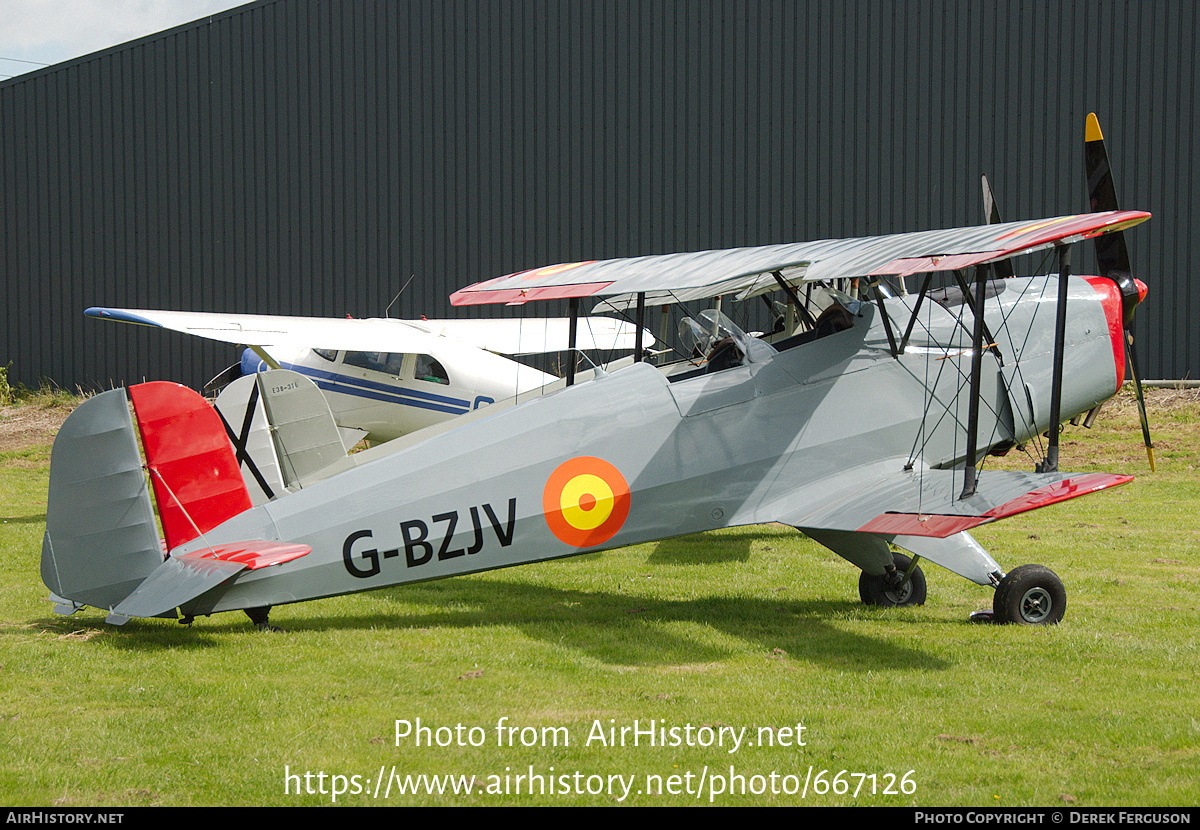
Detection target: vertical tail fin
<box><xmin>212</xmin><ymin>369</ymin><xmax>352</xmax><ymax>504</ymax></box>
<box><xmin>43</xmin><ymin>382</ymin><xmax>306</xmax><ymax>623</ymax></box>
<box><xmin>41</xmin><ymin>389</ymin><xmax>164</xmax><ymax>610</ymax></box>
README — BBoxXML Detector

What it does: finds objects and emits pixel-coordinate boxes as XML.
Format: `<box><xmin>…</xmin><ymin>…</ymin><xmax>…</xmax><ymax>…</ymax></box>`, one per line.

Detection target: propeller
<box><xmin>1084</xmin><ymin>112</ymin><xmax>1155</xmax><ymax>471</ymax></box>
<box><xmin>980</xmin><ymin>175</ymin><xmax>1015</xmax><ymax>281</ymax></box>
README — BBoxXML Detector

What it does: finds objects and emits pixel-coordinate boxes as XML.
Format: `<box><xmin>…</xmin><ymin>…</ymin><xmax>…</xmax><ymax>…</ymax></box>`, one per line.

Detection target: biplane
<box><xmin>41</xmin><ymin>114</ymin><xmax>1153</xmax><ymax>630</ymax></box>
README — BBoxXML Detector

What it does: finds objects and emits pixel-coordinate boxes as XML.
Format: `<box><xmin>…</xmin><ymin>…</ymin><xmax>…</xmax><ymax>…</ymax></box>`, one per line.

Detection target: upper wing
<box><xmin>85</xmin><ymin>308</ymin><xmax>651</xmax><ymax>355</ymax></box>
<box><xmin>404</xmin><ymin>316</ymin><xmax>653</xmax><ymax>353</ymax></box>
<box><xmin>449</xmin><ymin>210</ymin><xmax>1150</xmax><ymax>307</ymax></box>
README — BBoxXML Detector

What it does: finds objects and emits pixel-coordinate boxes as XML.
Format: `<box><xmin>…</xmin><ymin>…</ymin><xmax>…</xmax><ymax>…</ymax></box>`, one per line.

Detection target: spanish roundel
<box><xmin>543</xmin><ymin>456</ymin><xmax>631</xmax><ymax>548</ymax></box>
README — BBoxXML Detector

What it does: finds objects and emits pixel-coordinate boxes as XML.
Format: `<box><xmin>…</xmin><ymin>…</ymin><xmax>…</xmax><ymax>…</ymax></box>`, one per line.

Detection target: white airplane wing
<box><xmin>84</xmin><ymin>308</ymin><xmax>652</xmax><ymax>354</ymax></box>
<box><xmin>403</xmin><ymin>316</ymin><xmax>651</xmax><ymax>353</ymax></box>
<box><xmin>449</xmin><ymin>211</ymin><xmax>1150</xmax><ymax>307</ymax></box>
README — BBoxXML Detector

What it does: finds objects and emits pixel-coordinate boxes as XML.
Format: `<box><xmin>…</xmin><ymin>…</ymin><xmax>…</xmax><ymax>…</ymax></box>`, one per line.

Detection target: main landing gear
<box><xmin>245</xmin><ymin>606</ymin><xmax>281</xmax><ymax>632</ymax></box>
<box><xmin>859</xmin><ymin>552</ymin><xmax>927</xmax><ymax>607</ymax></box>
<box><xmin>991</xmin><ymin>565</ymin><xmax>1066</xmax><ymax>625</ymax></box>
<box><xmin>856</xmin><ymin>551</ymin><xmax>1066</xmax><ymax>625</ymax></box>
<box><xmin>970</xmin><ymin>564</ymin><xmax>1067</xmax><ymax>625</ymax></box>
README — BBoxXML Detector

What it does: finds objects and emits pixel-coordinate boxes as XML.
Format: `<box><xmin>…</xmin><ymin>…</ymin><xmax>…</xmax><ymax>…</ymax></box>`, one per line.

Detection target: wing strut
<box><xmin>771</xmin><ymin>271</ymin><xmax>818</xmax><ymax>330</ymax></box>
<box><xmin>872</xmin><ymin>283</ymin><xmax>901</xmax><ymax>356</ymax></box>
<box><xmin>633</xmin><ymin>292</ymin><xmax>646</xmax><ymax>361</ymax></box>
<box><xmin>1037</xmin><ymin>243</ymin><xmax>1073</xmax><ymax>474</ymax></box>
<box><xmin>960</xmin><ymin>263</ymin><xmax>992</xmax><ymax>498</ymax></box>
<box><xmin>897</xmin><ymin>272</ymin><xmax>934</xmax><ymax>354</ymax></box>
<box><xmin>949</xmin><ymin>269</ymin><xmax>1004</xmax><ymax>366</ymax></box>
<box><xmin>566</xmin><ymin>297</ymin><xmax>579</xmax><ymax>386</ymax></box>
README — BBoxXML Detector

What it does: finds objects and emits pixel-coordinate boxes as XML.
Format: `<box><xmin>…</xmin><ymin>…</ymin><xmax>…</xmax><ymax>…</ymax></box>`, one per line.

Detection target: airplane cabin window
<box><xmin>312</xmin><ymin>348</ymin><xmax>338</xmax><ymax>362</ymax></box>
<box><xmin>343</xmin><ymin>351</ymin><xmax>406</xmax><ymax>376</ymax></box>
<box><xmin>415</xmin><ymin>354</ymin><xmax>450</xmax><ymax>385</ymax></box>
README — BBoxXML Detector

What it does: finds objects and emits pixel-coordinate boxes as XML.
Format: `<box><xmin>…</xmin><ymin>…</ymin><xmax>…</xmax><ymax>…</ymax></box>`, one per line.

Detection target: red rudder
<box><xmin>129</xmin><ymin>382</ymin><xmax>253</xmax><ymax>551</ymax></box>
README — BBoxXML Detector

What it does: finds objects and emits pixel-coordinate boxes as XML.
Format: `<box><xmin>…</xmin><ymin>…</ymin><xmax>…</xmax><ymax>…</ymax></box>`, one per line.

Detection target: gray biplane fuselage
<box><xmin>159</xmin><ymin>274</ymin><xmax>1123</xmax><ymax>617</ymax></box>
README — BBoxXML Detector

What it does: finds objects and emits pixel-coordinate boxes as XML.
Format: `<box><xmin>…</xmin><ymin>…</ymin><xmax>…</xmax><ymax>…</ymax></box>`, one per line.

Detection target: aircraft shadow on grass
<box><xmin>36</xmin><ymin>577</ymin><xmax>949</xmax><ymax>672</ymax></box>
<box><xmin>3</xmin><ymin>513</ymin><xmax>47</xmax><ymax>525</ymax></box>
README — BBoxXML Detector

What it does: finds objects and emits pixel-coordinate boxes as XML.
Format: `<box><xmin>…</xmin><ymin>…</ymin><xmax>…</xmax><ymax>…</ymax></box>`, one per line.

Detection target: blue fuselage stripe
<box><xmin>286</xmin><ymin>364</ymin><xmax>471</xmax><ymax>415</ymax></box>
<box><xmin>238</xmin><ymin>348</ymin><xmax>474</xmax><ymax>415</ymax></box>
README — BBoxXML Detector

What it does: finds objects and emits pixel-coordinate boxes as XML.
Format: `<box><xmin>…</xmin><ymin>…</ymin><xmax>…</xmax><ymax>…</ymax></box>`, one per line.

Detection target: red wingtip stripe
<box><xmin>450</xmin><ymin>281</ymin><xmax>614</xmax><ymax>306</ymax></box>
<box><xmin>856</xmin><ymin>513</ymin><xmax>987</xmax><ymax>538</ymax></box>
<box><xmin>857</xmin><ymin>473</ymin><xmax>1134</xmax><ymax>538</ymax></box>
<box><xmin>980</xmin><ymin>473</ymin><xmax>1134</xmax><ymax>521</ymax></box>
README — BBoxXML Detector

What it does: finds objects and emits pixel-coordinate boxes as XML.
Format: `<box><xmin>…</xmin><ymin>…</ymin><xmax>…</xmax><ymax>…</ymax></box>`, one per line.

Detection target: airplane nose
<box><xmin>240</xmin><ymin>347</ymin><xmax>266</xmax><ymax>376</ymax></box>
<box><xmin>1085</xmin><ymin>277</ymin><xmax>1127</xmax><ymax>388</ymax></box>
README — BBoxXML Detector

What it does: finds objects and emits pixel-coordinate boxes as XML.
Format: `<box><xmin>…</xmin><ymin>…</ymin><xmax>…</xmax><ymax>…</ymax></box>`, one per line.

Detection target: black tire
<box><xmin>859</xmin><ymin>552</ymin><xmax>927</xmax><ymax>607</ymax></box>
<box><xmin>993</xmin><ymin>564</ymin><xmax>1066</xmax><ymax>625</ymax></box>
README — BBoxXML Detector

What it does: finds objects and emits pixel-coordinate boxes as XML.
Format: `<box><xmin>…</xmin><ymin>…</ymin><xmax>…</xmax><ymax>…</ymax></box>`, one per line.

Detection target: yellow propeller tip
<box><xmin>1085</xmin><ymin>113</ymin><xmax>1104</xmax><ymax>143</ymax></box>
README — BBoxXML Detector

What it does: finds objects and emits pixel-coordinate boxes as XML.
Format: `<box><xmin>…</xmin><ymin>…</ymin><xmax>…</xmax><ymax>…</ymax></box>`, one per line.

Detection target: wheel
<box><xmin>859</xmin><ymin>552</ymin><xmax>927</xmax><ymax>607</ymax></box>
<box><xmin>993</xmin><ymin>565</ymin><xmax>1066</xmax><ymax>625</ymax></box>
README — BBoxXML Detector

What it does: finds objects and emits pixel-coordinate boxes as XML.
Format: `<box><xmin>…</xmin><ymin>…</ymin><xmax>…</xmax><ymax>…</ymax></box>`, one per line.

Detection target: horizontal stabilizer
<box><xmin>108</xmin><ymin>541</ymin><xmax>310</xmax><ymax>622</ymax></box>
<box><xmin>773</xmin><ymin>460</ymin><xmax>1131</xmax><ymax>539</ymax></box>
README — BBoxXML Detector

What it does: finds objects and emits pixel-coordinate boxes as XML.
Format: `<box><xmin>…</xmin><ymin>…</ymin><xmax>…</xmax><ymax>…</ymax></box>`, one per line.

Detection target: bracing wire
<box><xmin>901</xmin><ymin>250</ymin><xmax>1063</xmax><ymax>482</ymax></box>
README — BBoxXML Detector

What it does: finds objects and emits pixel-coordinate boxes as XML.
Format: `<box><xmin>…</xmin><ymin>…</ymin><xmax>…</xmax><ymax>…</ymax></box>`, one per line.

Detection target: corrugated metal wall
<box><xmin>2</xmin><ymin>0</ymin><xmax>1197</xmax><ymax>390</ymax></box>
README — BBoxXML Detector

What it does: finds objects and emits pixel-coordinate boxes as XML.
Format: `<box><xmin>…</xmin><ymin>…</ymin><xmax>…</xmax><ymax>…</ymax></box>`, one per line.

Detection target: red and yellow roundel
<box><xmin>543</xmin><ymin>456</ymin><xmax>631</xmax><ymax>548</ymax></box>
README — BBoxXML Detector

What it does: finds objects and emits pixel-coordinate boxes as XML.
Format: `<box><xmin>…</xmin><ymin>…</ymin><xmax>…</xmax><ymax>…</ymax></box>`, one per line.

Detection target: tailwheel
<box><xmin>992</xmin><ymin>565</ymin><xmax>1066</xmax><ymax>625</ymax></box>
<box><xmin>859</xmin><ymin>552</ymin><xmax>926</xmax><ymax>607</ymax></box>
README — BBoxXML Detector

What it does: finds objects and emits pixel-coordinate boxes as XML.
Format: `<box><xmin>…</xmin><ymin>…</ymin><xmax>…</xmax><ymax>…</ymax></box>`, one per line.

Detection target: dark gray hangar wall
<box><xmin>2</xmin><ymin>0</ymin><xmax>1197</xmax><ymax>390</ymax></box>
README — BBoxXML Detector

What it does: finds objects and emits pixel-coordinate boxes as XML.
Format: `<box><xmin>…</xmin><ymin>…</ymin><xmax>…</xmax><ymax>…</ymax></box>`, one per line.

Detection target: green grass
<box><xmin>1</xmin><ymin>388</ymin><xmax>1197</xmax><ymax>806</ymax></box>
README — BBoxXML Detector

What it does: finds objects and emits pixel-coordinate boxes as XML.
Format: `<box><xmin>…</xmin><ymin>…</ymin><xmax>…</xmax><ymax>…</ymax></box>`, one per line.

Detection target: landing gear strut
<box><xmin>245</xmin><ymin>606</ymin><xmax>280</xmax><ymax>632</ymax></box>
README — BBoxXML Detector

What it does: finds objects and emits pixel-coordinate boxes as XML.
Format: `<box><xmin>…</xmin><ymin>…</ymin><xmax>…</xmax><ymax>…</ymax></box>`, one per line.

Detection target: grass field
<box><xmin>1</xmin><ymin>387</ymin><xmax>1197</xmax><ymax>807</ymax></box>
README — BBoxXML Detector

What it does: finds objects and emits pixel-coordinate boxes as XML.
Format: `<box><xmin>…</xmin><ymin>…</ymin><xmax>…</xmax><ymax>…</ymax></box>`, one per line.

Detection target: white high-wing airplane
<box><xmin>84</xmin><ymin>308</ymin><xmax>653</xmax><ymax>443</ymax></box>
